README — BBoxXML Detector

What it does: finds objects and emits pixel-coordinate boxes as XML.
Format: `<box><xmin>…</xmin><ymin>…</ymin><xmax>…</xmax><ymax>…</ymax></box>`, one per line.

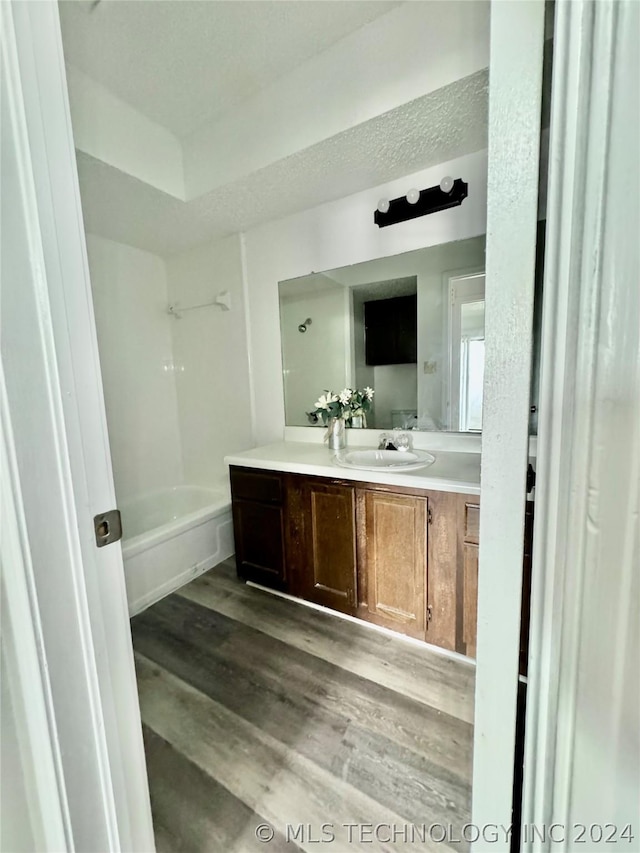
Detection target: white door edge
<box><xmin>2</xmin><ymin>2</ymin><xmax>155</xmax><ymax>849</ymax></box>
<box><xmin>0</xmin><ymin>368</ymin><xmax>70</xmax><ymax>853</ymax></box>
<box><xmin>471</xmin><ymin>1</ymin><xmax>545</xmax><ymax>848</ymax></box>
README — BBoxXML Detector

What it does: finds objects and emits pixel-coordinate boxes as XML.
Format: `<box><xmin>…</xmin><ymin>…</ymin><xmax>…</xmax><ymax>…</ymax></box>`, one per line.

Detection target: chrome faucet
<box><xmin>378</xmin><ymin>432</ymin><xmax>412</xmax><ymax>451</ymax></box>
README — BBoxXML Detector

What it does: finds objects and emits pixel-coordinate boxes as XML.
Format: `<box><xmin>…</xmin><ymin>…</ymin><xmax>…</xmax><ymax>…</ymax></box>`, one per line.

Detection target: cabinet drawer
<box><xmin>463</xmin><ymin>502</ymin><xmax>480</xmax><ymax>544</ymax></box>
<box><xmin>230</xmin><ymin>467</ymin><xmax>283</xmax><ymax>505</ymax></box>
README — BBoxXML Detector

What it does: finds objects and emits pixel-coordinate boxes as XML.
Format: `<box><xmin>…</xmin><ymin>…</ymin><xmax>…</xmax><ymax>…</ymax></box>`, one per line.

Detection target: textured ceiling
<box><xmin>279</xmin><ymin>273</ymin><xmax>343</xmax><ymax>301</ymax></box>
<box><xmin>58</xmin><ymin>0</ymin><xmax>399</xmax><ymax>137</ymax></box>
<box><xmin>76</xmin><ymin>70</ymin><xmax>488</xmax><ymax>256</ymax></box>
<box><xmin>279</xmin><ymin>272</ymin><xmax>417</xmax><ymax>303</ymax></box>
<box><xmin>351</xmin><ymin>276</ymin><xmax>417</xmax><ymax>303</ymax></box>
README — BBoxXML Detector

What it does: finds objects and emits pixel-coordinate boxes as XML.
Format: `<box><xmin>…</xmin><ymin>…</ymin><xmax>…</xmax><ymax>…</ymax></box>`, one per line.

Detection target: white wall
<box><xmin>165</xmin><ymin>234</ymin><xmax>253</xmax><ymax>490</ymax></box>
<box><xmin>66</xmin><ymin>65</ymin><xmax>184</xmax><ymax>199</ymax></box>
<box><xmin>352</xmin><ymin>293</ymin><xmax>375</xmax><ymax>412</ymax></box>
<box><xmin>87</xmin><ymin>234</ymin><xmax>184</xmax><ymax>502</ymax></box>
<box><xmin>280</xmin><ymin>286</ymin><xmax>349</xmax><ymax>426</ymax></box>
<box><xmin>183</xmin><ymin>2</ymin><xmax>489</xmax><ymax>198</ymax></box>
<box><xmin>372</xmin><ymin>364</ymin><xmax>418</xmax><ymax>429</ymax></box>
<box><xmin>243</xmin><ymin>150</ymin><xmax>488</xmax><ymax>444</ymax></box>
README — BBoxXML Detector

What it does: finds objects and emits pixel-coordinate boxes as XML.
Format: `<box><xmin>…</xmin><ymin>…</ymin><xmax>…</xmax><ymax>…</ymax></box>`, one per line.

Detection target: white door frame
<box><xmin>523</xmin><ymin>0</ymin><xmax>639</xmax><ymax>846</ymax></box>
<box><xmin>471</xmin><ymin>2</ymin><xmax>545</xmax><ymax>847</ymax></box>
<box><xmin>1</xmin><ymin>371</ymin><xmax>70</xmax><ymax>853</ymax></box>
<box><xmin>1</xmin><ymin>2</ymin><xmax>154</xmax><ymax>849</ymax></box>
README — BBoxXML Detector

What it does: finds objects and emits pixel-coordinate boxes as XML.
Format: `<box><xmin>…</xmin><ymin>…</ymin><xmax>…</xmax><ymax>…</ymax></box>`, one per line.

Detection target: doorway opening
<box><xmin>53</xmin><ymin>0</ymin><xmax>547</xmax><ymax>846</ymax></box>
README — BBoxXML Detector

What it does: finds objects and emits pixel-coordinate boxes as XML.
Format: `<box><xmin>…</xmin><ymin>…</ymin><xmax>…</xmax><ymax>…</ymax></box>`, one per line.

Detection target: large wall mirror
<box><xmin>279</xmin><ymin>235</ymin><xmax>487</xmax><ymax>432</ymax></box>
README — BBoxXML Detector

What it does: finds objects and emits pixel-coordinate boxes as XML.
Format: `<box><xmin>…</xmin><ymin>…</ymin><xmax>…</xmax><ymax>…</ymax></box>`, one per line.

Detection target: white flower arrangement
<box><xmin>309</xmin><ymin>387</ymin><xmax>374</xmax><ymax>426</ymax></box>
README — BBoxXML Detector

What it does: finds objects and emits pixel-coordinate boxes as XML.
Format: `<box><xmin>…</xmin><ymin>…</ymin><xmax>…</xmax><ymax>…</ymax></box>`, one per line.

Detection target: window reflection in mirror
<box><xmin>448</xmin><ymin>273</ymin><xmax>485</xmax><ymax>432</ymax></box>
<box><xmin>278</xmin><ymin>236</ymin><xmax>487</xmax><ymax>432</ymax></box>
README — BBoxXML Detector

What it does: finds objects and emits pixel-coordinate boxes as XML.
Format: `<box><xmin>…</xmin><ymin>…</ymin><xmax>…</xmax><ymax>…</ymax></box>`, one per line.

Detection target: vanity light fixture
<box><xmin>373</xmin><ymin>177</ymin><xmax>468</xmax><ymax>228</ymax></box>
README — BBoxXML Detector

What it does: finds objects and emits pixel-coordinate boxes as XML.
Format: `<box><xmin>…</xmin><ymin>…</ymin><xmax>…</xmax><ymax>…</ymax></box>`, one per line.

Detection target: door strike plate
<box><xmin>93</xmin><ymin>509</ymin><xmax>122</xmax><ymax>548</ymax></box>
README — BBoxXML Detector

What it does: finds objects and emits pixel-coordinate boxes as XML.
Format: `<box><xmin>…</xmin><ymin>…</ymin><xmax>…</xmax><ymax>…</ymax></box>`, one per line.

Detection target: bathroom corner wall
<box><xmin>280</xmin><ymin>284</ymin><xmax>350</xmax><ymax>426</ymax></box>
<box><xmin>166</xmin><ymin>234</ymin><xmax>253</xmax><ymax>490</ymax></box>
<box><xmin>86</xmin><ymin>234</ymin><xmax>184</xmax><ymax>502</ymax></box>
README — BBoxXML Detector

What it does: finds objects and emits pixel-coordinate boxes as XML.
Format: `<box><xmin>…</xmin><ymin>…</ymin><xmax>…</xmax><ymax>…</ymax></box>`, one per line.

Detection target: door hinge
<box><xmin>94</xmin><ymin>509</ymin><xmax>122</xmax><ymax>548</ymax></box>
<box><xmin>527</xmin><ymin>463</ymin><xmax>536</xmax><ymax>494</ymax></box>
<box><xmin>427</xmin><ymin>507</ymin><xmax>433</xmax><ymax>525</ymax></box>
<box><xmin>427</xmin><ymin>604</ymin><xmax>433</xmax><ymax>623</ymax></box>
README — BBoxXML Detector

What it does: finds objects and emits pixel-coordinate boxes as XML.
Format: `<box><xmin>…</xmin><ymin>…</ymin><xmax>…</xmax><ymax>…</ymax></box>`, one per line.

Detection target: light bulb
<box><xmin>377</xmin><ymin>198</ymin><xmax>390</xmax><ymax>214</ymax></box>
<box><xmin>406</xmin><ymin>188</ymin><xmax>420</xmax><ymax>205</ymax></box>
<box><xmin>440</xmin><ymin>175</ymin><xmax>454</xmax><ymax>194</ymax></box>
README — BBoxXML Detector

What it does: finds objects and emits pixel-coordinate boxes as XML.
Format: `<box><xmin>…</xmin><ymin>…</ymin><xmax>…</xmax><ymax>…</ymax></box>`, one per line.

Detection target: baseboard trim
<box><xmin>246</xmin><ymin>580</ymin><xmax>476</xmax><ymax>668</ymax></box>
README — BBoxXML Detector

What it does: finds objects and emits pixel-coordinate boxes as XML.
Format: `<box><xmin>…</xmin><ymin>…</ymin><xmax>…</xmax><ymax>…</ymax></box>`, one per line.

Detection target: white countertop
<box><xmin>225</xmin><ymin>441</ymin><xmax>481</xmax><ymax>496</ymax></box>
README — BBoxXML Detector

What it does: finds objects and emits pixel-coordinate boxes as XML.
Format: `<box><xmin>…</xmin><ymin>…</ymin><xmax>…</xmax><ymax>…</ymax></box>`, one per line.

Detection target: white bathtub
<box><xmin>121</xmin><ymin>485</ymin><xmax>234</xmax><ymax>616</ymax></box>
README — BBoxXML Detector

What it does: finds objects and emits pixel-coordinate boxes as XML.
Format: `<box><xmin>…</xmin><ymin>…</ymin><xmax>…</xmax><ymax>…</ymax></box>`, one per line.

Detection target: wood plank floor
<box><xmin>131</xmin><ymin>559</ymin><xmax>475</xmax><ymax>852</ymax></box>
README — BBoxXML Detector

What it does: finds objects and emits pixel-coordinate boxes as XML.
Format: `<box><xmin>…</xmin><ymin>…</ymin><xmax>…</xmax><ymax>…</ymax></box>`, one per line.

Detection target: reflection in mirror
<box><xmin>459</xmin><ymin>303</ymin><xmax>485</xmax><ymax>431</ymax></box>
<box><xmin>448</xmin><ymin>272</ymin><xmax>485</xmax><ymax>432</ymax></box>
<box><xmin>279</xmin><ymin>236</ymin><xmax>486</xmax><ymax>432</ymax></box>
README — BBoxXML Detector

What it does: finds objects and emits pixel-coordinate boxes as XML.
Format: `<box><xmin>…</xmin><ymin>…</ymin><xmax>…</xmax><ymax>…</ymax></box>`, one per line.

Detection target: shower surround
<box><xmin>87</xmin><ymin>232</ymin><xmax>253</xmax><ymax>612</ymax></box>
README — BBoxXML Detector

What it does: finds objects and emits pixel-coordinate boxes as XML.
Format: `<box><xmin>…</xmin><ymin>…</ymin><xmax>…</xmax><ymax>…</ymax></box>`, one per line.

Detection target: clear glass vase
<box><xmin>327</xmin><ymin>417</ymin><xmax>346</xmax><ymax>450</ymax></box>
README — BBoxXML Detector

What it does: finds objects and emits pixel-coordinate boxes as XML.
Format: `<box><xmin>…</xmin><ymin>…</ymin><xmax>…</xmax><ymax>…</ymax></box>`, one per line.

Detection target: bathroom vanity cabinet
<box><xmin>229</xmin><ymin>465</ymin><xmax>503</xmax><ymax>660</ymax></box>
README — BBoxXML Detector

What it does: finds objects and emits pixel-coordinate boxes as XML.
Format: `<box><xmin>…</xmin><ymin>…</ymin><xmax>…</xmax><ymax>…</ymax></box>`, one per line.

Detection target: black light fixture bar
<box><xmin>374</xmin><ymin>178</ymin><xmax>468</xmax><ymax>228</ymax></box>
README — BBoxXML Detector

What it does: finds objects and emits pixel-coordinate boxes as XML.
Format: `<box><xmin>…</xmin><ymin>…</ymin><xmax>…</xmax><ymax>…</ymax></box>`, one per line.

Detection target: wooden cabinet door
<box><xmin>460</xmin><ymin>500</ymin><xmax>480</xmax><ymax>658</ymax></box>
<box><xmin>230</xmin><ymin>467</ymin><xmax>287</xmax><ymax>591</ymax></box>
<box><xmin>424</xmin><ymin>490</ymin><xmax>459</xmax><ymax>651</ymax></box>
<box><xmin>301</xmin><ymin>480</ymin><xmax>357</xmax><ymax>615</ymax></box>
<box><xmin>425</xmin><ymin>492</ymin><xmax>530</xmax><ymax>665</ymax></box>
<box><xmin>357</xmin><ymin>489</ymin><xmax>427</xmax><ymax>639</ymax></box>
<box><xmin>422</xmin><ymin>491</ymin><xmax>479</xmax><ymax>655</ymax></box>
<box><xmin>232</xmin><ymin>500</ymin><xmax>286</xmax><ymax>589</ymax></box>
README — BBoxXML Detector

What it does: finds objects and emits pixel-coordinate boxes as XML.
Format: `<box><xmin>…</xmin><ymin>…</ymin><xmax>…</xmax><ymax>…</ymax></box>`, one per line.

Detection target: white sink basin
<box><xmin>334</xmin><ymin>448</ymin><xmax>436</xmax><ymax>472</ymax></box>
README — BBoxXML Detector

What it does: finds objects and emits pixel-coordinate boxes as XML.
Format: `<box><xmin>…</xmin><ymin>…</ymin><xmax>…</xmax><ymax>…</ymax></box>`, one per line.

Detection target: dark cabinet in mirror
<box><xmin>364</xmin><ymin>294</ymin><xmax>417</xmax><ymax>366</ymax></box>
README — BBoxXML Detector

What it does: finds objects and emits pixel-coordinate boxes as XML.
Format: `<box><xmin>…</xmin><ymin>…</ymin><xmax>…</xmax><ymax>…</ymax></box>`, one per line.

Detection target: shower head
<box><xmin>298</xmin><ymin>318</ymin><xmax>312</xmax><ymax>333</ymax></box>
